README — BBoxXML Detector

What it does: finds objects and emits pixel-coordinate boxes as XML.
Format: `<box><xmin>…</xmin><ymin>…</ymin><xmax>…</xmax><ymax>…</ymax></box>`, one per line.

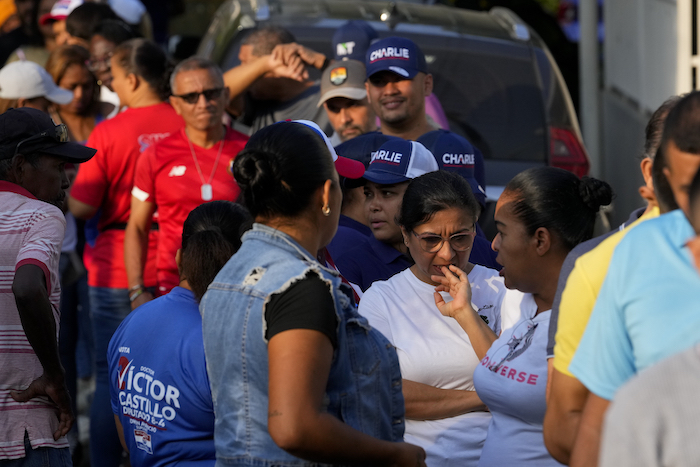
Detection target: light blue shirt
<box><xmin>570</xmin><ymin>210</ymin><xmax>700</xmax><ymax>400</ymax></box>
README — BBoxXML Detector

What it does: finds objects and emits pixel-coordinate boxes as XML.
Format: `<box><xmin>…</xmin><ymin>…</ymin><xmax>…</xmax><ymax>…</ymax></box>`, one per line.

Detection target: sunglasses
<box><xmin>14</xmin><ymin>123</ymin><xmax>69</xmax><ymax>157</ymax></box>
<box><xmin>172</xmin><ymin>87</ymin><xmax>225</xmax><ymax>104</ymax></box>
<box><xmin>411</xmin><ymin>229</ymin><xmax>476</xmax><ymax>253</ymax></box>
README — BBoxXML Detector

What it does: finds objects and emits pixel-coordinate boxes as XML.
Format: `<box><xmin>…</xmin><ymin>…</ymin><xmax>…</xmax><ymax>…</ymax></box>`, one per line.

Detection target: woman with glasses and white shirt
<box><xmin>359</xmin><ymin>170</ymin><xmax>509</xmax><ymax>467</ymax></box>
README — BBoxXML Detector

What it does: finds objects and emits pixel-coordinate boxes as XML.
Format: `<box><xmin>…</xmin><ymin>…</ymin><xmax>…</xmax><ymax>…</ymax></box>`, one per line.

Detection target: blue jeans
<box><xmin>0</xmin><ymin>433</ymin><xmax>71</xmax><ymax>467</ymax></box>
<box><xmin>89</xmin><ymin>286</ymin><xmax>131</xmax><ymax>467</ymax></box>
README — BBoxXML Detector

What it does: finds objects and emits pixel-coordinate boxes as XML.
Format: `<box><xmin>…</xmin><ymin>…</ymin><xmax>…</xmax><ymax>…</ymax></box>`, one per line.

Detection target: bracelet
<box><xmin>129</xmin><ymin>288</ymin><xmax>146</xmax><ymax>302</ymax></box>
<box><xmin>128</xmin><ymin>283</ymin><xmax>145</xmax><ymax>292</ymax></box>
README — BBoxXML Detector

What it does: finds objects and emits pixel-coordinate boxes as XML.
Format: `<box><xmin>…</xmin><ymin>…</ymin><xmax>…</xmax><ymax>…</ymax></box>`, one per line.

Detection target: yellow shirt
<box><xmin>552</xmin><ymin>207</ymin><xmax>660</xmax><ymax>376</ymax></box>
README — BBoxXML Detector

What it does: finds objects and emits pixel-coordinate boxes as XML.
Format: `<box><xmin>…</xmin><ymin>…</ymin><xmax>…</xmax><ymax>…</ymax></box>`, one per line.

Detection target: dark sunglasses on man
<box><xmin>172</xmin><ymin>88</ymin><xmax>225</xmax><ymax>104</ymax></box>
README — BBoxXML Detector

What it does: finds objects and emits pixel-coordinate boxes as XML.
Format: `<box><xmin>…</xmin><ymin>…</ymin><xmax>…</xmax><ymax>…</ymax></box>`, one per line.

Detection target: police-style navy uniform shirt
<box><xmin>108</xmin><ymin>287</ymin><xmax>215</xmax><ymax>466</ymax></box>
<box><xmin>327</xmin><ymin>214</ymin><xmax>373</xmax><ymax>260</ymax></box>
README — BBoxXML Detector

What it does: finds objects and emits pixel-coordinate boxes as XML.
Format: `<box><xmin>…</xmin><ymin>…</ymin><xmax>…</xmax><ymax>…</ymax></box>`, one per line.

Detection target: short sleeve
<box><xmin>71</xmin><ymin>128</ymin><xmax>109</xmax><ymax>207</ymax></box>
<box><xmin>264</xmin><ymin>273</ymin><xmax>338</xmax><ymax>348</ymax></box>
<box><xmin>107</xmin><ymin>327</ymin><xmax>121</xmax><ymax>416</ymax></box>
<box><xmin>548</xmin><ymin>251</ymin><xmax>579</xmax><ymax>358</ymax></box>
<box><xmin>132</xmin><ymin>144</ymin><xmax>157</xmax><ymax>204</ymax></box>
<box><xmin>357</xmin><ymin>284</ymin><xmax>394</xmax><ymax>344</ymax></box>
<box><xmin>552</xmin><ymin>258</ymin><xmax>599</xmax><ymax>375</ymax></box>
<box><xmin>569</xmin><ymin>247</ymin><xmax>635</xmax><ymax>400</ymax></box>
<box><xmin>15</xmin><ymin>207</ymin><xmax>65</xmax><ymax>292</ymax></box>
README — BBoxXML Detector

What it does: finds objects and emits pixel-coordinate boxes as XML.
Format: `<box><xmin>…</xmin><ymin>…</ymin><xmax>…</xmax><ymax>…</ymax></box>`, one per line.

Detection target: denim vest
<box><xmin>201</xmin><ymin>224</ymin><xmax>405</xmax><ymax>466</ymax></box>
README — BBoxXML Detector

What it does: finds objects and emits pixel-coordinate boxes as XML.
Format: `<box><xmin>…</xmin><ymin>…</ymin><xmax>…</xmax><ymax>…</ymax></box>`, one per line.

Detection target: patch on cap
<box><xmin>330</xmin><ymin>67</ymin><xmax>348</xmax><ymax>86</ymax></box>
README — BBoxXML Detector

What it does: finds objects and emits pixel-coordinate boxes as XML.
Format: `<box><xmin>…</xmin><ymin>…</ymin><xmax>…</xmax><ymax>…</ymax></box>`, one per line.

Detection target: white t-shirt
<box><xmin>473</xmin><ymin>294</ymin><xmax>563</xmax><ymax>467</ymax></box>
<box><xmin>359</xmin><ymin>265</ymin><xmax>509</xmax><ymax>467</ymax></box>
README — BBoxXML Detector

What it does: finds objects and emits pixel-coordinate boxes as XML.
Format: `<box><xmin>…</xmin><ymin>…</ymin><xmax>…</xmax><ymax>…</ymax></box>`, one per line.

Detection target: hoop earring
<box><xmin>322</xmin><ymin>205</ymin><xmax>331</xmax><ymax>216</ymax></box>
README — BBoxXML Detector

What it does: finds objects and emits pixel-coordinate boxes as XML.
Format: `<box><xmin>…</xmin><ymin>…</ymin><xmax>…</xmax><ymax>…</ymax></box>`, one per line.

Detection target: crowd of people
<box><xmin>0</xmin><ymin>1</ymin><xmax>699</xmax><ymax>467</ymax></box>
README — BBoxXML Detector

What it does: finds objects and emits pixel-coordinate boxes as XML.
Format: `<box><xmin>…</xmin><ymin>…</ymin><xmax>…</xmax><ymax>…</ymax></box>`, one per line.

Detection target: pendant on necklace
<box><xmin>201</xmin><ymin>184</ymin><xmax>213</xmax><ymax>201</ymax></box>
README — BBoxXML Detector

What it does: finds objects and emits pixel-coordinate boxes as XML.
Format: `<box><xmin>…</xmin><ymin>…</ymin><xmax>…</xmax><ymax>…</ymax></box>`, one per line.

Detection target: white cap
<box><xmin>39</xmin><ymin>0</ymin><xmax>83</xmax><ymax>25</ymax></box>
<box><xmin>0</xmin><ymin>61</ymin><xmax>73</xmax><ymax>104</ymax></box>
<box><xmin>109</xmin><ymin>0</ymin><xmax>146</xmax><ymax>25</ymax></box>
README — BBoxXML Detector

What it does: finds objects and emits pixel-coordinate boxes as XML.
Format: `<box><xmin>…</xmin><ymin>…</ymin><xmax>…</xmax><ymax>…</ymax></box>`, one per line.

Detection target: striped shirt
<box><xmin>0</xmin><ymin>181</ymin><xmax>67</xmax><ymax>459</ymax></box>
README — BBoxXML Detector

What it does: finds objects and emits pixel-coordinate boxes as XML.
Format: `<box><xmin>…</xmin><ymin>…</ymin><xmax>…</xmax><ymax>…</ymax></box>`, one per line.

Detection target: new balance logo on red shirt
<box><xmin>168</xmin><ymin>166</ymin><xmax>186</xmax><ymax>177</ymax></box>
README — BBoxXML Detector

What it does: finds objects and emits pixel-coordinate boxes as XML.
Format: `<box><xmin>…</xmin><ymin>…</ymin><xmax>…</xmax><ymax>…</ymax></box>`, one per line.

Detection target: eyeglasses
<box><xmin>14</xmin><ymin>123</ymin><xmax>69</xmax><ymax>157</ymax></box>
<box><xmin>411</xmin><ymin>228</ymin><xmax>476</xmax><ymax>253</ymax></box>
<box><xmin>86</xmin><ymin>52</ymin><xmax>113</xmax><ymax>72</ymax></box>
<box><xmin>172</xmin><ymin>87</ymin><xmax>225</xmax><ymax>104</ymax></box>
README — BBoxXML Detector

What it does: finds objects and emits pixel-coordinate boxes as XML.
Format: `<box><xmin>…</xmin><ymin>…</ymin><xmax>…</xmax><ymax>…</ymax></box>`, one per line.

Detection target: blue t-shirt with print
<box><xmin>108</xmin><ymin>287</ymin><xmax>215</xmax><ymax>466</ymax></box>
<box><xmin>570</xmin><ymin>209</ymin><xmax>700</xmax><ymax>400</ymax></box>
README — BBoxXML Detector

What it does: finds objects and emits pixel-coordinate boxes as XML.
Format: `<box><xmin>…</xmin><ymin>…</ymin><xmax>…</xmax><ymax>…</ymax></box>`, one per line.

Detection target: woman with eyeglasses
<box><xmin>68</xmin><ymin>38</ymin><xmax>183</xmax><ymax>467</ymax></box>
<box><xmin>434</xmin><ymin>167</ymin><xmax>612</xmax><ymax>466</ymax></box>
<box><xmin>358</xmin><ymin>170</ymin><xmax>509</xmax><ymax>467</ymax></box>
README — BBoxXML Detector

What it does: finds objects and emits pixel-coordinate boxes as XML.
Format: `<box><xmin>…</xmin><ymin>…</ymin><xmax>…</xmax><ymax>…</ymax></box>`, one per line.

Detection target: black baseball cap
<box><xmin>0</xmin><ymin>108</ymin><xmax>96</xmax><ymax>162</ymax></box>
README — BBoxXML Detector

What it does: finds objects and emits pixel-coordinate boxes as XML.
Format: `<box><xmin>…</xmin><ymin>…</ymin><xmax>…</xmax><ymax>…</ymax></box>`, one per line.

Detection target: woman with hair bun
<box><xmin>359</xmin><ymin>170</ymin><xmax>509</xmax><ymax>467</ymax></box>
<box><xmin>201</xmin><ymin>120</ymin><xmax>426</xmax><ymax>466</ymax></box>
<box><xmin>436</xmin><ymin>167</ymin><xmax>613</xmax><ymax>466</ymax></box>
<box><xmin>109</xmin><ymin>200</ymin><xmax>252</xmax><ymax>467</ymax></box>
<box><xmin>68</xmin><ymin>38</ymin><xmax>184</xmax><ymax>467</ymax></box>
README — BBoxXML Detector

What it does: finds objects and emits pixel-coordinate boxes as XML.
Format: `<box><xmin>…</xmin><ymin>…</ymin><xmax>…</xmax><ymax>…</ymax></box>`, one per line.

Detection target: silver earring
<box><xmin>322</xmin><ymin>205</ymin><xmax>331</xmax><ymax>216</ymax></box>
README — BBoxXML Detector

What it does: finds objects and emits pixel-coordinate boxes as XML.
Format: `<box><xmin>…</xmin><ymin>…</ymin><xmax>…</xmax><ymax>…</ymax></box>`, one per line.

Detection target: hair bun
<box><xmin>233</xmin><ymin>149</ymin><xmax>282</xmax><ymax>197</ymax></box>
<box><xmin>579</xmin><ymin>176</ymin><xmax>614</xmax><ymax>211</ymax></box>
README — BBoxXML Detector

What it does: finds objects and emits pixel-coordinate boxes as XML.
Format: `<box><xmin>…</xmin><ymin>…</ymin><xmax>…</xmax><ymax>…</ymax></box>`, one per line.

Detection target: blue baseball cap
<box><xmin>335</xmin><ymin>132</ymin><xmax>401</xmax><ymax>188</ymax></box>
<box><xmin>418</xmin><ymin>129</ymin><xmax>486</xmax><ymax>206</ymax></box>
<box><xmin>334</xmin><ymin>132</ymin><xmax>402</xmax><ymax>168</ymax></box>
<box><xmin>363</xmin><ymin>139</ymin><xmax>438</xmax><ymax>185</ymax></box>
<box><xmin>333</xmin><ymin>20</ymin><xmax>378</xmax><ymax>62</ymax></box>
<box><xmin>365</xmin><ymin>36</ymin><xmax>428</xmax><ymax>79</ymax></box>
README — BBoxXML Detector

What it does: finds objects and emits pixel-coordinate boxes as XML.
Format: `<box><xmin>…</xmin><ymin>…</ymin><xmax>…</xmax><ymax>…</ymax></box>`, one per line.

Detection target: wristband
<box><xmin>129</xmin><ymin>288</ymin><xmax>146</xmax><ymax>302</ymax></box>
<box><xmin>128</xmin><ymin>283</ymin><xmax>145</xmax><ymax>292</ymax></box>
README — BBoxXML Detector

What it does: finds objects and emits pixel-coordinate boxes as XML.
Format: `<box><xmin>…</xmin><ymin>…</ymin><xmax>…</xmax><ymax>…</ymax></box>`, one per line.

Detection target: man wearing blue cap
<box><xmin>365</xmin><ymin>36</ymin><xmax>437</xmax><ymax>141</ymax></box>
